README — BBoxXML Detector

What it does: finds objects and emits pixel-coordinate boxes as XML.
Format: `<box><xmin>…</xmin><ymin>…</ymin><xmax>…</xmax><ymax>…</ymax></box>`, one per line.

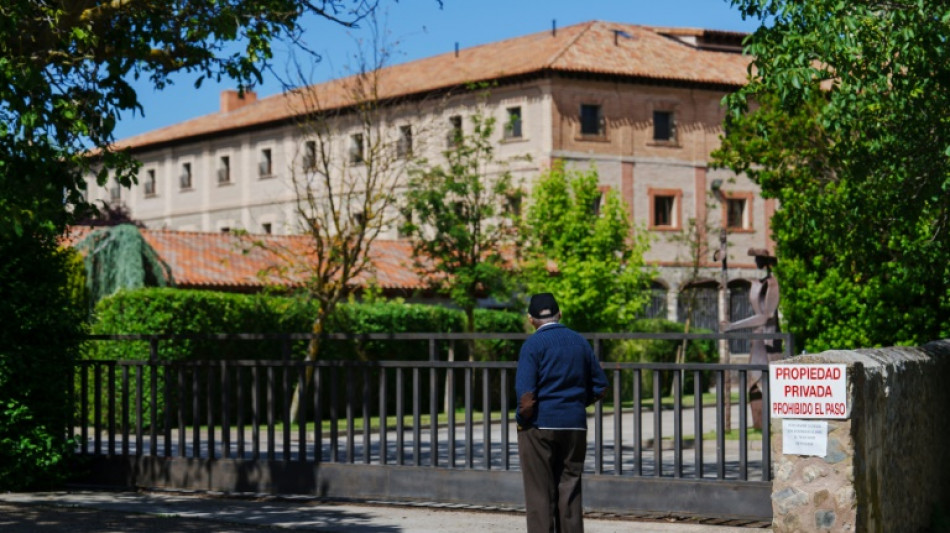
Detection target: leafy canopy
<box><xmin>0</xmin><ymin>0</ymin><xmax>376</xmax><ymax>236</ymax></box>
<box><xmin>717</xmin><ymin>1</ymin><xmax>950</xmax><ymax>350</ymax></box>
<box><xmin>402</xmin><ymin>113</ymin><xmax>523</xmax><ymax>331</ymax></box>
<box><xmin>521</xmin><ymin>163</ymin><xmax>651</xmax><ymax>333</ymax></box>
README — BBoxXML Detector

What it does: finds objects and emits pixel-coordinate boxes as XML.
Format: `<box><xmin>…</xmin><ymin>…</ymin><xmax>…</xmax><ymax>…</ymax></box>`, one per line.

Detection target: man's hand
<box><xmin>518</xmin><ymin>391</ymin><xmax>537</xmax><ymax>420</ymax></box>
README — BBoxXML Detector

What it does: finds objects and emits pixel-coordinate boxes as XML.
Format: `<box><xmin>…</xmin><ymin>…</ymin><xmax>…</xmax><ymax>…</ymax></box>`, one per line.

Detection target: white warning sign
<box><xmin>782</xmin><ymin>420</ymin><xmax>828</xmax><ymax>456</ymax></box>
<box><xmin>769</xmin><ymin>364</ymin><xmax>848</xmax><ymax>419</ymax></box>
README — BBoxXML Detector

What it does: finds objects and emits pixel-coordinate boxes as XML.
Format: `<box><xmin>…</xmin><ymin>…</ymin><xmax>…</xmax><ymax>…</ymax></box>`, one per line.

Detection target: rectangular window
<box><xmin>349</xmin><ymin>133</ymin><xmax>364</xmax><ymax>164</ymax></box>
<box><xmin>144</xmin><ymin>169</ymin><xmax>156</xmax><ymax>197</ymax></box>
<box><xmin>303</xmin><ymin>140</ymin><xmax>317</xmax><ymax>170</ymax></box>
<box><xmin>397</xmin><ymin>125</ymin><xmax>413</xmax><ymax>158</ymax></box>
<box><xmin>654</xmin><ymin>196</ymin><xmax>675</xmax><ymax>226</ymax></box>
<box><xmin>262</xmin><ymin>222</ymin><xmax>272</xmax><ymax>235</ymax></box>
<box><xmin>109</xmin><ymin>184</ymin><xmax>121</xmax><ymax>202</ymax></box>
<box><xmin>653</xmin><ymin>110</ymin><xmax>674</xmax><ymax>141</ymax></box>
<box><xmin>258</xmin><ymin>148</ymin><xmax>272</xmax><ymax>177</ymax></box>
<box><xmin>179</xmin><ymin>162</ymin><xmax>192</xmax><ymax>189</ymax></box>
<box><xmin>505</xmin><ymin>106</ymin><xmax>523</xmax><ymax>139</ymax></box>
<box><xmin>648</xmin><ymin>188</ymin><xmax>682</xmax><ymax>230</ymax></box>
<box><xmin>724</xmin><ymin>194</ymin><xmax>754</xmax><ymax>231</ymax></box>
<box><xmin>447</xmin><ymin>115</ymin><xmax>463</xmax><ymax>146</ymax></box>
<box><xmin>217</xmin><ymin>156</ymin><xmax>230</xmax><ymax>184</ymax></box>
<box><xmin>580</xmin><ymin>104</ymin><xmax>603</xmax><ymax>136</ymax></box>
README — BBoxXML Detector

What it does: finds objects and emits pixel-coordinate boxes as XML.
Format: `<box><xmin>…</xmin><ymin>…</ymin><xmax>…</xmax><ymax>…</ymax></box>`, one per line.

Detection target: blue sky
<box><xmin>113</xmin><ymin>0</ymin><xmax>764</xmax><ymax>140</ymax></box>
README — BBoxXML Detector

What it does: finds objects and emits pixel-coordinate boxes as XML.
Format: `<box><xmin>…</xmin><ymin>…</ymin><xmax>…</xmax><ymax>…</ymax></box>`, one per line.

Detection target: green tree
<box><xmin>0</xmin><ymin>0</ymin><xmax>385</xmax><ymax>489</ymax></box>
<box><xmin>521</xmin><ymin>163</ymin><xmax>651</xmax><ymax>333</ymax></box>
<box><xmin>716</xmin><ymin>1</ymin><xmax>950</xmax><ymax>351</ymax></box>
<box><xmin>402</xmin><ymin>113</ymin><xmax>524</xmax><ymax>334</ymax></box>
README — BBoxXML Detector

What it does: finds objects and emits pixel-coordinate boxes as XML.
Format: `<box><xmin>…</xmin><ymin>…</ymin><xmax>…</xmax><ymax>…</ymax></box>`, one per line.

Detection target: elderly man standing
<box><xmin>515</xmin><ymin>292</ymin><xmax>608</xmax><ymax>533</ymax></box>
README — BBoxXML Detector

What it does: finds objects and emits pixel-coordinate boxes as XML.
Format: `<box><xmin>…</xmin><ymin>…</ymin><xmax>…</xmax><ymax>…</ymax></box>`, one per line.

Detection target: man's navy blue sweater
<box><xmin>515</xmin><ymin>323</ymin><xmax>608</xmax><ymax>429</ymax></box>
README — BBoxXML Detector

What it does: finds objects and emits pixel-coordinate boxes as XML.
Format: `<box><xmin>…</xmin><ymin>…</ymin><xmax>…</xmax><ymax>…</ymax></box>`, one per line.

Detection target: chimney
<box><xmin>220</xmin><ymin>89</ymin><xmax>257</xmax><ymax>113</ymax></box>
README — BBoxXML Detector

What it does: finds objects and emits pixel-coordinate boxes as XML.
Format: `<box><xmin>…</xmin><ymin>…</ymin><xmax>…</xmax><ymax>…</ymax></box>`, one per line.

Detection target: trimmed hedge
<box><xmin>86</xmin><ymin>288</ymin><xmax>525</xmax><ymax>363</ymax></box>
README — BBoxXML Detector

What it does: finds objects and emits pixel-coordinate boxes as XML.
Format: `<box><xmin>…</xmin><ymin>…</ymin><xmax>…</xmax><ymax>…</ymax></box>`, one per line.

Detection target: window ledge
<box><xmin>647</xmin><ymin>140</ymin><xmax>681</xmax><ymax>148</ymax></box>
<box><xmin>258</xmin><ymin>173</ymin><xmax>275</xmax><ymax>180</ymax></box>
<box><xmin>501</xmin><ymin>136</ymin><xmax>528</xmax><ymax>144</ymax></box>
<box><xmin>726</xmin><ymin>227</ymin><xmax>755</xmax><ymax>234</ymax></box>
<box><xmin>575</xmin><ymin>134</ymin><xmax>609</xmax><ymax>143</ymax></box>
<box><xmin>649</xmin><ymin>225</ymin><xmax>681</xmax><ymax>232</ymax></box>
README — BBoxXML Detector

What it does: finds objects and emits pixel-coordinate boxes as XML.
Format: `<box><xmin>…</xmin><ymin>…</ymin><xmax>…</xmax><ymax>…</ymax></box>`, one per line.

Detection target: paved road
<box><xmin>0</xmin><ymin>491</ymin><xmax>770</xmax><ymax>532</ymax></box>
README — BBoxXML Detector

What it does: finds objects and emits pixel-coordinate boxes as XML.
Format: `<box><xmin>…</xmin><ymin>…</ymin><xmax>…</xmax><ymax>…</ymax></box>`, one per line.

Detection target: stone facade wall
<box><xmin>770</xmin><ymin>341</ymin><xmax>950</xmax><ymax>532</ymax></box>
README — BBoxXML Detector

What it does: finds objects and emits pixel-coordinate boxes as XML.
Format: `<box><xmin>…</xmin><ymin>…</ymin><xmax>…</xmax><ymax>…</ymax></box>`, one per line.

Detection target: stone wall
<box><xmin>770</xmin><ymin>341</ymin><xmax>950</xmax><ymax>532</ymax></box>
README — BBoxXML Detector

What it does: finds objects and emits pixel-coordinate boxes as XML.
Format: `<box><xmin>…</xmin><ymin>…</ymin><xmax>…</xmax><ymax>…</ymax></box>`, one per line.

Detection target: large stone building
<box><xmin>86</xmin><ymin>21</ymin><xmax>773</xmax><ymax>336</ymax></box>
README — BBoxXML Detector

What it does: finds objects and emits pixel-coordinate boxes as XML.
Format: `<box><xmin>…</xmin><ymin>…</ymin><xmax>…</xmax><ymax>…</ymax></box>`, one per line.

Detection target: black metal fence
<box><xmin>72</xmin><ymin>331</ymin><xmax>792</xmax><ymax>520</ymax></box>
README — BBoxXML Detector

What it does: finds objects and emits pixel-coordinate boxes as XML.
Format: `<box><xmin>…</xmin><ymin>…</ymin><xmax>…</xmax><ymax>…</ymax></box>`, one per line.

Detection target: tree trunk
<box><xmin>289</xmin><ymin>314</ymin><xmax>323</xmax><ymax>423</ymax></box>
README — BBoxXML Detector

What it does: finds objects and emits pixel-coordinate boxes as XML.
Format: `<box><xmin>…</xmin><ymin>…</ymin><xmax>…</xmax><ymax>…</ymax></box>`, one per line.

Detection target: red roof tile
<box><xmin>64</xmin><ymin>226</ymin><xmax>424</xmax><ymax>292</ymax></box>
<box><xmin>113</xmin><ymin>21</ymin><xmax>750</xmax><ymax>151</ymax></box>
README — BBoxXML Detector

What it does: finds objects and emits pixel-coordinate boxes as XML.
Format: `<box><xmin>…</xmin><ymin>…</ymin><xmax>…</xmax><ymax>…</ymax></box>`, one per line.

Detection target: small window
<box><xmin>262</xmin><ymin>222</ymin><xmax>272</xmax><ymax>235</ymax></box>
<box><xmin>447</xmin><ymin>115</ymin><xmax>463</xmax><ymax>146</ymax></box>
<box><xmin>258</xmin><ymin>148</ymin><xmax>272</xmax><ymax>177</ymax></box>
<box><xmin>505</xmin><ymin>107</ymin><xmax>522</xmax><ymax>139</ymax></box>
<box><xmin>303</xmin><ymin>140</ymin><xmax>317</xmax><ymax>170</ymax></box>
<box><xmin>109</xmin><ymin>184</ymin><xmax>121</xmax><ymax>202</ymax></box>
<box><xmin>580</xmin><ymin>104</ymin><xmax>604</xmax><ymax>136</ymax></box>
<box><xmin>349</xmin><ymin>133</ymin><xmax>364</xmax><ymax>164</ymax></box>
<box><xmin>179</xmin><ymin>162</ymin><xmax>192</xmax><ymax>189</ymax></box>
<box><xmin>653</xmin><ymin>110</ymin><xmax>674</xmax><ymax>141</ymax></box>
<box><xmin>217</xmin><ymin>156</ymin><xmax>230</xmax><ymax>184</ymax></box>
<box><xmin>220</xmin><ymin>227</ymin><xmax>230</xmax><ymax>234</ymax></box>
<box><xmin>397</xmin><ymin>125</ymin><xmax>413</xmax><ymax>158</ymax></box>
<box><xmin>726</xmin><ymin>197</ymin><xmax>750</xmax><ymax>230</ymax></box>
<box><xmin>654</xmin><ymin>195</ymin><xmax>676</xmax><ymax>227</ymax></box>
<box><xmin>144</xmin><ymin>169</ymin><xmax>156</xmax><ymax>197</ymax></box>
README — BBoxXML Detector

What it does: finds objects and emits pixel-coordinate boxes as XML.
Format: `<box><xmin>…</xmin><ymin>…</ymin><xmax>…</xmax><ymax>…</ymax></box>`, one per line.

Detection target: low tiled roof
<box><xmin>63</xmin><ymin>226</ymin><xmax>424</xmax><ymax>292</ymax></box>
<box><xmin>114</xmin><ymin>21</ymin><xmax>750</xmax><ymax>151</ymax></box>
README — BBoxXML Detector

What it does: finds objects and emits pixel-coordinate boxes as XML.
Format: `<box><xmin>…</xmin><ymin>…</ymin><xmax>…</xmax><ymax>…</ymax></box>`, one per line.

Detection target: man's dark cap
<box><xmin>528</xmin><ymin>293</ymin><xmax>559</xmax><ymax>319</ymax></box>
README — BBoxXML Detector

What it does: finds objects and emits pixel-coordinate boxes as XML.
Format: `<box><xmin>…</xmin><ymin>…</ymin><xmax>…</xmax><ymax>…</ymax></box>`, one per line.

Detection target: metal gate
<box><xmin>72</xmin><ymin>332</ymin><xmax>791</xmax><ymax>522</ymax></box>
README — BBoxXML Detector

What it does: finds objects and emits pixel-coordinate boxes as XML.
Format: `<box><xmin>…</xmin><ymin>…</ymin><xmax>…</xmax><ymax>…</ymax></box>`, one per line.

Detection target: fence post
<box><xmin>149</xmin><ymin>336</ymin><xmax>159</xmax><ymax>456</ymax></box>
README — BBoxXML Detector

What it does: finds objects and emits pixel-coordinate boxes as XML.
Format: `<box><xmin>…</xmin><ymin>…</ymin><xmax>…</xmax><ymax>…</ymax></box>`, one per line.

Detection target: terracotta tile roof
<box><xmin>63</xmin><ymin>226</ymin><xmax>424</xmax><ymax>292</ymax></box>
<box><xmin>114</xmin><ymin>21</ymin><xmax>750</xmax><ymax>151</ymax></box>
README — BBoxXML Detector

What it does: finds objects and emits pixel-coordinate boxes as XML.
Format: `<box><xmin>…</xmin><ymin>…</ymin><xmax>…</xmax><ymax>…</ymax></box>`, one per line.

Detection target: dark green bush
<box><xmin>0</xmin><ymin>231</ymin><xmax>83</xmax><ymax>490</ymax></box>
<box><xmin>607</xmin><ymin>319</ymin><xmax>716</xmax><ymax>400</ymax></box>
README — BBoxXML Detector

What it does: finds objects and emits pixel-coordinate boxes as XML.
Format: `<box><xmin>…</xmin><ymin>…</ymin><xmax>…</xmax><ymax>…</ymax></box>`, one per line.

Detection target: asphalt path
<box><xmin>0</xmin><ymin>491</ymin><xmax>770</xmax><ymax>532</ymax></box>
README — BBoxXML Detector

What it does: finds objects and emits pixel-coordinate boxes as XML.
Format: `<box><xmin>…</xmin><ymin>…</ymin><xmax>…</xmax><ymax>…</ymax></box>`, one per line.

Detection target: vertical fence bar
<box><xmin>694</xmin><ymin>369</ymin><xmax>704</xmax><ymax>479</ymax></box>
<box><xmin>121</xmin><ymin>366</ymin><xmax>130</xmax><ymax>457</ymax></box>
<box><xmin>80</xmin><ymin>364</ymin><xmax>88</xmax><ymax>455</ymax></box>
<box><xmin>465</xmin><ymin>367</ymin><xmax>473</xmax><ymax>469</ymax></box>
<box><xmin>149</xmin><ymin>338</ymin><xmax>158</xmax><ymax>457</ymax></box>
<box><xmin>267</xmin><ymin>365</ymin><xmax>275</xmax><ymax>461</ymax></box>
<box><xmin>447</xmin><ymin>368</ymin><xmax>456</xmax><ymax>467</ymax></box>
<box><xmin>739</xmin><ymin>370</ymin><xmax>748</xmax><ymax>481</ymax></box>
<box><xmin>716</xmin><ymin>370</ymin><xmax>726</xmax><ymax>479</ymax></box>
<box><xmin>108</xmin><ymin>363</ymin><xmax>116</xmax><ymax>456</ymax></box>
<box><xmin>313</xmin><ymin>366</ymin><xmax>323</xmax><ymax>464</ymax></box>
<box><xmin>429</xmin><ymin>365</ymin><xmax>438</xmax><ymax>468</ymax></box>
<box><xmin>633</xmin><ymin>368</ymin><xmax>642</xmax><ymax>476</ymax></box>
<box><xmin>413</xmin><ymin>368</ymin><xmax>421</xmax><ymax>467</ymax></box>
<box><xmin>252</xmin><ymin>365</ymin><xmax>260</xmax><ymax>460</ymax></box>
<box><xmin>362</xmin><ymin>367</ymin><xmax>371</xmax><ymax>465</ymax></box>
<box><xmin>329</xmin><ymin>366</ymin><xmax>339</xmax><ymax>463</ymax></box>
<box><xmin>396</xmin><ymin>367</ymin><xmax>404</xmax><ymax>466</ymax></box>
<box><xmin>135</xmin><ymin>365</ymin><xmax>143</xmax><ymax>457</ymax></box>
<box><xmin>482</xmin><ymin>367</ymin><xmax>491</xmax><ymax>470</ymax></box>
<box><xmin>594</xmin><ymin>339</ymin><xmax>603</xmax><ymax>475</ymax></box>
<box><xmin>501</xmin><ymin>369</ymin><xmax>510</xmax><ymax>471</ymax></box>
<box><xmin>177</xmin><ymin>365</ymin><xmax>185</xmax><ymax>458</ymax></box>
<box><xmin>207</xmin><ymin>362</ymin><xmax>215</xmax><ymax>459</ymax></box>
<box><xmin>222</xmin><ymin>362</ymin><xmax>231</xmax><ymax>460</ymax></box>
<box><xmin>237</xmin><ymin>365</ymin><xmax>245</xmax><ymax>460</ymax></box>
<box><xmin>613</xmin><ymin>369</ymin><xmax>622</xmax><ymax>475</ymax></box>
<box><xmin>162</xmin><ymin>362</ymin><xmax>171</xmax><ymax>457</ymax></box>
<box><xmin>378</xmin><ymin>367</ymin><xmax>387</xmax><ymax>465</ymax></box>
<box><xmin>652</xmin><ymin>369</ymin><xmax>662</xmax><ymax>477</ymax></box>
<box><xmin>346</xmin><ymin>366</ymin><xmax>355</xmax><ymax>464</ymax></box>
<box><xmin>673</xmin><ymin>369</ymin><xmax>682</xmax><ymax>478</ymax></box>
<box><xmin>192</xmin><ymin>364</ymin><xmax>200</xmax><ymax>459</ymax></box>
<box><xmin>761</xmin><ymin>367</ymin><xmax>771</xmax><ymax>482</ymax></box>
<box><xmin>299</xmin><ymin>362</ymin><xmax>308</xmax><ymax>463</ymax></box>
<box><xmin>283</xmin><ymin>362</ymin><xmax>291</xmax><ymax>462</ymax></box>
<box><xmin>94</xmin><ymin>364</ymin><xmax>102</xmax><ymax>456</ymax></box>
